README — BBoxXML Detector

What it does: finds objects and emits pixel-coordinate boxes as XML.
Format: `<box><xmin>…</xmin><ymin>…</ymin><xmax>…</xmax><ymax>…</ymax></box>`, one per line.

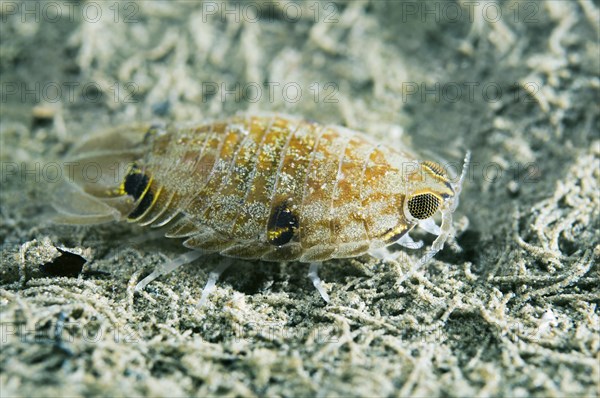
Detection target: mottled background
<box><xmin>1</xmin><ymin>0</ymin><xmax>598</xmax><ymax>396</ymax></box>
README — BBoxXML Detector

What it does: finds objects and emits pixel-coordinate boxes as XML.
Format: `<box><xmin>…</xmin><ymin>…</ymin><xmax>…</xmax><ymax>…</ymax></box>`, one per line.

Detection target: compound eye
<box><xmin>407</xmin><ymin>193</ymin><xmax>440</xmax><ymax>220</ymax></box>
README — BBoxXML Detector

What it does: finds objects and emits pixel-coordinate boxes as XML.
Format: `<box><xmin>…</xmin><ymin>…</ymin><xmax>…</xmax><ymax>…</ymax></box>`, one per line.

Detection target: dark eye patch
<box><xmin>122</xmin><ymin>164</ymin><xmax>154</xmax><ymax>220</ymax></box>
<box><xmin>124</xmin><ymin>168</ymin><xmax>149</xmax><ymax>201</ymax></box>
<box><xmin>267</xmin><ymin>201</ymin><xmax>299</xmax><ymax>246</ymax></box>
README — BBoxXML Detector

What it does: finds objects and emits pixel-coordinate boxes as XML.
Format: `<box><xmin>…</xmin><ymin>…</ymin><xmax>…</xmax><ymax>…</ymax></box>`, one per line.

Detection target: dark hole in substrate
<box><xmin>435</xmin><ymin>229</ymin><xmax>481</xmax><ymax>265</ymax></box>
<box><xmin>558</xmin><ymin>232</ymin><xmax>582</xmax><ymax>257</ymax></box>
<box><xmin>40</xmin><ymin>248</ymin><xmax>86</xmax><ymax>277</ymax></box>
<box><xmin>228</xmin><ymin>262</ymin><xmax>280</xmax><ymax>296</ymax></box>
<box><xmin>31</xmin><ymin>114</ymin><xmax>54</xmax><ymax>130</ymax></box>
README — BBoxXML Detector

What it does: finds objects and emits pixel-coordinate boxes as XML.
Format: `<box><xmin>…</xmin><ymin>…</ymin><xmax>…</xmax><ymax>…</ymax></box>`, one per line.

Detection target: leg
<box><xmin>369</xmin><ymin>232</ymin><xmax>423</xmax><ymax>262</ymax></box>
<box><xmin>135</xmin><ymin>251</ymin><xmax>203</xmax><ymax>292</ymax></box>
<box><xmin>197</xmin><ymin>258</ymin><xmax>233</xmax><ymax>307</ymax></box>
<box><xmin>396</xmin><ymin>233</ymin><xmax>424</xmax><ymax>249</ymax></box>
<box><xmin>308</xmin><ymin>262</ymin><xmax>330</xmax><ymax>303</ymax></box>
<box><xmin>369</xmin><ymin>247</ymin><xmax>402</xmax><ymax>262</ymax></box>
<box><xmin>418</xmin><ymin>218</ymin><xmax>441</xmax><ymax>236</ymax></box>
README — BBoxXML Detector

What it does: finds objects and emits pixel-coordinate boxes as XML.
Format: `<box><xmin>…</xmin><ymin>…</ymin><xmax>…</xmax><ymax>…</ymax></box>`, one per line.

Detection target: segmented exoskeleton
<box><xmin>54</xmin><ymin>113</ymin><xmax>469</xmax><ymax>303</ymax></box>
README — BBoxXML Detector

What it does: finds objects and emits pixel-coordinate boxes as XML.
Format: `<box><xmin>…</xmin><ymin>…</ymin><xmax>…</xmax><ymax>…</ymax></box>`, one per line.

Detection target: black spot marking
<box><xmin>40</xmin><ymin>248</ymin><xmax>86</xmax><ymax>277</ymax></box>
<box><xmin>122</xmin><ymin>165</ymin><xmax>154</xmax><ymax>219</ymax></box>
<box><xmin>128</xmin><ymin>190</ymin><xmax>154</xmax><ymax>219</ymax></box>
<box><xmin>267</xmin><ymin>202</ymin><xmax>299</xmax><ymax>246</ymax></box>
<box><xmin>123</xmin><ymin>169</ymin><xmax>149</xmax><ymax>201</ymax></box>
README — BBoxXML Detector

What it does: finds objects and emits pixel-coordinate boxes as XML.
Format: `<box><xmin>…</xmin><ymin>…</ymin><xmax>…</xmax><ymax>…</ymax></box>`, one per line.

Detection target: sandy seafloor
<box><xmin>0</xmin><ymin>0</ymin><xmax>599</xmax><ymax>396</ymax></box>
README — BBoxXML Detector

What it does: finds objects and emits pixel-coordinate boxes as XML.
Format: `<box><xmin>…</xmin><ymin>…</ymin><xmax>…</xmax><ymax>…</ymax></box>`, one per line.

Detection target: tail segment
<box><xmin>52</xmin><ymin>124</ymin><xmax>154</xmax><ymax>224</ymax></box>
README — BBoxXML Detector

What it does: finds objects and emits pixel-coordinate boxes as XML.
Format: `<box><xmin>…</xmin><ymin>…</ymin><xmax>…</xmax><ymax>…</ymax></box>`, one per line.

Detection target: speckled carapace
<box><xmin>54</xmin><ymin>113</ymin><xmax>469</xmax><ymax>302</ymax></box>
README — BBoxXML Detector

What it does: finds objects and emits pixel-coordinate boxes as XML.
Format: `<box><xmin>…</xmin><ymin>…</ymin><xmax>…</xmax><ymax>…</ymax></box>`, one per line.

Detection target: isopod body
<box><xmin>55</xmin><ymin>113</ymin><xmax>468</xmax><ymax>301</ymax></box>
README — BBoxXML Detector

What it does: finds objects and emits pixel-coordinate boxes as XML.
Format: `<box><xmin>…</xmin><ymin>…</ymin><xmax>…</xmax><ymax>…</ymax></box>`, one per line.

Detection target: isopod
<box><xmin>54</xmin><ymin>113</ymin><xmax>469</xmax><ymax>304</ymax></box>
